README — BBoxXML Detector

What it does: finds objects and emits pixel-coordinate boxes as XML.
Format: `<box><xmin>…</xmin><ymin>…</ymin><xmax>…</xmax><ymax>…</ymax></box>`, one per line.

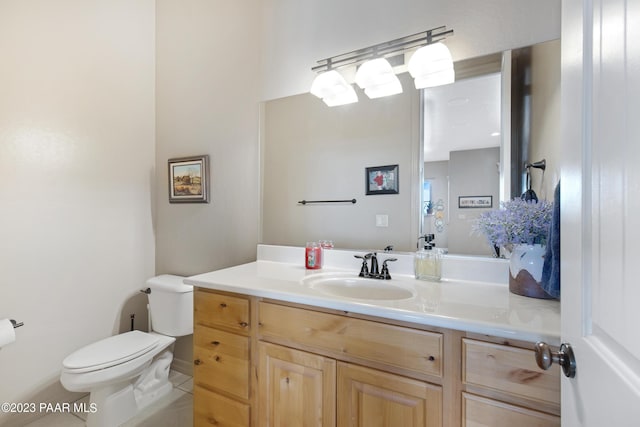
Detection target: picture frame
<box><xmin>366</xmin><ymin>164</ymin><xmax>399</xmax><ymax>195</ymax></box>
<box><xmin>168</xmin><ymin>155</ymin><xmax>209</xmax><ymax>203</ymax></box>
<box><xmin>458</xmin><ymin>195</ymin><xmax>492</xmax><ymax>209</ymax></box>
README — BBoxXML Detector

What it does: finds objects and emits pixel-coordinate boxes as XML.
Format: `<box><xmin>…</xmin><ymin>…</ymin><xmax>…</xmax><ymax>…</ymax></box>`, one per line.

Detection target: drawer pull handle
<box><xmin>194</xmin><ymin>359</ymin><xmax>202</xmax><ymax>366</ymax></box>
<box><xmin>239</xmin><ymin>321</ymin><xmax>248</xmax><ymax>327</ymax></box>
<box><xmin>215</xmin><ymin>356</ymin><xmax>221</xmax><ymax>362</ymax></box>
<box><xmin>211</xmin><ymin>341</ymin><xmax>220</xmax><ymax>346</ymax></box>
<box><xmin>428</xmin><ymin>355</ymin><xmax>435</xmax><ymax>362</ymax></box>
<box><xmin>219</xmin><ymin>303</ymin><xmax>227</xmax><ymax>308</ymax></box>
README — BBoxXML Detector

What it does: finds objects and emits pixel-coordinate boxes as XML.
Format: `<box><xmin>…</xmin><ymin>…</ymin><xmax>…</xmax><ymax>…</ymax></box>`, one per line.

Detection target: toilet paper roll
<box><xmin>0</xmin><ymin>319</ymin><xmax>17</xmax><ymax>348</ymax></box>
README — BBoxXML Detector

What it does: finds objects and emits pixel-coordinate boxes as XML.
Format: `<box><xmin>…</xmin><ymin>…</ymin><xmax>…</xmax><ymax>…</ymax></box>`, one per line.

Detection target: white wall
<box><xmin>0</xmin><ymin>1</ymin><xmax>156</xmax><ymax>425</ymax></box>
<box><xmin>261</xmin><ymin>0</ymin><xmax>561</xmax><ymax>100</ymax></box>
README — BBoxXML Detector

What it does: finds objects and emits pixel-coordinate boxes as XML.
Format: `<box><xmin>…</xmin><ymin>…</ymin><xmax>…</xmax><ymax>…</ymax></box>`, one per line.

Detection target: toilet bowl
<box><xmin>60</xmin><ymin>275</ymin><xmax>192</xmax><ymax>427</ymax></box>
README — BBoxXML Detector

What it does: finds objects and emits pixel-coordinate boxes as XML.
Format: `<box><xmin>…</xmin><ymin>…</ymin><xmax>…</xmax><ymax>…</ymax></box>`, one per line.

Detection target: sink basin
<box><xmin>302</xmin><ymin>274</ymin><xmax>414</xmax><ymax>300</ymax></box>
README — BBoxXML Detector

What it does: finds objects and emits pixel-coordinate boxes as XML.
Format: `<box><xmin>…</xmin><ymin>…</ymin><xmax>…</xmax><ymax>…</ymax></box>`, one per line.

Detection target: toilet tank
<box><xmin>146</xmin><ymin>275</ymin><xmax>193</xmax><ymax>337</ymax></box>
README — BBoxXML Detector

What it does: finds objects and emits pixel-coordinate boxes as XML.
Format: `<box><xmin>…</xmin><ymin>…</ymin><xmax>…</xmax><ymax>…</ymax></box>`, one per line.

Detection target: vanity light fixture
<box><xmin>310</xmin><ymin>26</ymin><xmax>454</xmax><ymax>106</ymax></box>
<box><xmin>408</xmin><ymin>42</ymin><xmax>455</xmax><ymax>89</ymax></box>
<box><xmin>310</xmin><ymin>69</ymin><xmax>358</xmax><ymax>106</ymax></box>
<box><xmin>355</xmin><ymin>58</ymin><xmax>403</xmax><ymax>99</ymax></box>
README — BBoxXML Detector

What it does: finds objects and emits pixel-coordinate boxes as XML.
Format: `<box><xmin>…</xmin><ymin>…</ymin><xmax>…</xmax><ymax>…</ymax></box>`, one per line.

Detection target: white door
<box><xmin>561</xmin><ymin>0</ymin><xmax>640</xmax><ymax>424</ymax></box>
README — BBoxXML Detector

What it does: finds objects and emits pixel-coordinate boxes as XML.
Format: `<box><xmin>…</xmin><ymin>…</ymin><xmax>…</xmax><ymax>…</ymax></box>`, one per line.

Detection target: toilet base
<box><xmin>85</xmin><ymin>349</ymin><xmax>174</xmax><ymax>427</ymax></box>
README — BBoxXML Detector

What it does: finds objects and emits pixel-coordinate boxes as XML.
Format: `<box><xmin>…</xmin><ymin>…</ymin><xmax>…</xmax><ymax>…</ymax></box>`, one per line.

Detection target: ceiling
<box><xmin>423</xmin><ymin>72</ymin><xmax>501</xmax><ymax>162</ymax></box>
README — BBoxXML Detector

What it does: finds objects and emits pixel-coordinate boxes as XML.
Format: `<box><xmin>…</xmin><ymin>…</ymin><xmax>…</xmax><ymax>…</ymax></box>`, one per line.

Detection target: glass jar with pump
<box><xmin>414</xmin><ymin>234</ymin><xmax>442</xmax><ymax>282</ymax></box>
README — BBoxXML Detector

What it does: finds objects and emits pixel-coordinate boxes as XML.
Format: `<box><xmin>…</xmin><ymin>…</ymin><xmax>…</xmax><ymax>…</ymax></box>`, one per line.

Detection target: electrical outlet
<box><xmin>376</xmin><ymin>214</ymin><xmax>389</xmax><ymax>227</ymax></box>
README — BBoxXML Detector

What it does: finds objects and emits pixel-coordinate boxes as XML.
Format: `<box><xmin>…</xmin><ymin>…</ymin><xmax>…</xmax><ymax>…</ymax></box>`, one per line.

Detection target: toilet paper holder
<box><xmin>10</xmin><ymin>319</ymin><xmax>23</xmax><ymax>329</ymax></box>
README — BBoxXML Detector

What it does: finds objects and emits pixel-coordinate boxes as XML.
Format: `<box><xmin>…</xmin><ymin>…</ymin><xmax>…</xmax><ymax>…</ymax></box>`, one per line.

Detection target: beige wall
<box><xmin>530</xmin><ymin>39</ymin><xmax>561</xmax><ymax>201</ymax></box>
<box><xmin>448</xmin><ymin>148</ymin><xmax>501</xmax><ymax>256</ymax></box>
<box><xmin>0</xmin><ymin>1</ymin><xmax>156</xmax><ymax>425</ymax></box>
<box><xmin>423</xmin><ymin>160</ymin><xmax>450</xmax><ymax>248</ymax></box>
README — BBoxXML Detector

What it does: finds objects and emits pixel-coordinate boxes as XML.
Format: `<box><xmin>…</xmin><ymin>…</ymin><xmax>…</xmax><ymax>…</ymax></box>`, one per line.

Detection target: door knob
<box><xmin>535</xmin><ymin>342</ymin><xmax>576</xmax><ymax>378</ymax></box>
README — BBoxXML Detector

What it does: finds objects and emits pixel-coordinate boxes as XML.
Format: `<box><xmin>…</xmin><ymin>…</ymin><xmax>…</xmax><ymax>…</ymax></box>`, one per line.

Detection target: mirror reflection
<box><xmin>260</xmin><ymin>39</ymin><xmax>560</xmax><ymax>256</ymax></box>
<box><xmin>420</xmin><ymin>39</ymin><xmax>560</xmax><ymax>256</ymax></box>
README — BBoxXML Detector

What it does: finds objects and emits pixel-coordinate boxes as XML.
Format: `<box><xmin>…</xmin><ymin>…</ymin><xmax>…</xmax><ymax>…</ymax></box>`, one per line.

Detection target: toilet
<box><xmin>60</xmin><ymin>275</ymin><xmax>193</xmax><ymax>427</ymax></box>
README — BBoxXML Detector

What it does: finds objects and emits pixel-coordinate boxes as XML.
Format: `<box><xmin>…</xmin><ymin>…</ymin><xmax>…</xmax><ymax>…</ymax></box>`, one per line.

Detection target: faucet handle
<box><xmin>354</xmin><ymin>255</ymin><xmax>369</xmax><ymax>277</ymax></box>
<box><xmin>380</xmin><ymin>258</ymin><xmax>397</xmax><ymax>280</ymax></box>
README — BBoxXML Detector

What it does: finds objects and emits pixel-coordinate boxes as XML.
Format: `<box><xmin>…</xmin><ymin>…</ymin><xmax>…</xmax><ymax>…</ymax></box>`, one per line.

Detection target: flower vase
<box><xmin>509</xmin><ymin>244</ymin><xmax>554</xmax><ymax>299</ymax></box>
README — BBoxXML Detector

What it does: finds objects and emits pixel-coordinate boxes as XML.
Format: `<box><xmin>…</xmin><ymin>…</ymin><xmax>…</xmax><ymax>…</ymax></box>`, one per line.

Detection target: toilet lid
<box><xmin>63</xmin><ymin>331</ymin><xmax>160</xmax><ymax>372</ymax></box>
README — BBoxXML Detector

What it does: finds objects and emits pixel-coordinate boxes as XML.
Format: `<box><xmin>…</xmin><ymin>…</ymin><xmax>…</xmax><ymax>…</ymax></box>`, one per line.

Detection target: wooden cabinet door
<box><xmin>337</xmin><ymin>362</ymin><xmax>442</xmax><ymax>427</ymax></box>
<box><xmin>259</xmin><ymin>342</ymin><xmax>336</xmax><ymax>427</ymax></box>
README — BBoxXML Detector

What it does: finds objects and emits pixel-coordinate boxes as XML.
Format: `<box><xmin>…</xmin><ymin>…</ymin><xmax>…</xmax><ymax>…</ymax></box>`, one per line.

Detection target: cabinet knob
<box><xmin>239</xmin><ymin>321</ymin><xmax>248</xmax><ymax>328</ymax></box>
<box><xmin>534</xmin><ymin>342</ymin><xmax>576</xmax><ymax>378</ymax></box>
<box><xmin>219</xmin><ymin>303</ymin><xmax>227</xmax><ymax>308</ymax></box>
<box><xmin>194</xmin><ymin>359</ymin><xmax>202</xmax><ymax>366</ymax></box>
<box><xmin>211</xmin><ymin>340</ymin><xmax>220</xmax><ymax>346</ymax></box>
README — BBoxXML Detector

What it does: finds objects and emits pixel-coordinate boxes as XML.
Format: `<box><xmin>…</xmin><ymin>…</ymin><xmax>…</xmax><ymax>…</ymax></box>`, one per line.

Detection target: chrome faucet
<box><xmin>354</xmin><ymin>253</ymin><xmax>397</xmax><ymax>280</ymax></box>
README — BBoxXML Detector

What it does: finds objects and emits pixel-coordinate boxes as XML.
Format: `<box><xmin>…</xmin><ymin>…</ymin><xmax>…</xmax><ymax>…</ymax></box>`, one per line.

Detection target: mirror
<box><xmin>260</xmin><ymin>39</ymin><xmax>560</xmax><ymax>255</ymax></box>
<box><xmin>421</xmin><ymin>39</ymin><xmax>560</xmax><ymax>256</ymax></box>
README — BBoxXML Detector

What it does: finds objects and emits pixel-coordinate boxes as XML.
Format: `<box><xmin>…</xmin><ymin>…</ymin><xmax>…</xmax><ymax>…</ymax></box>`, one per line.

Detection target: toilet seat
<box><xmin>63</xmin><ymin>331</ymin><xmax>160</xmax><ymax>373</ymax></box>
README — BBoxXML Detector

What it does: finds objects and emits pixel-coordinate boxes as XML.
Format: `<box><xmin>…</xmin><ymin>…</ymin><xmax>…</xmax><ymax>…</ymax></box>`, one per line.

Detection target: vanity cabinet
<box><xmin>258</xmin><ymin>301</ymin><xmax>444</xmax><ymax>426</ymax></box>
<box><xmin>192</xmin><ymin>288</ymin><xmax>560</xmax><ymax>427</ymax></box>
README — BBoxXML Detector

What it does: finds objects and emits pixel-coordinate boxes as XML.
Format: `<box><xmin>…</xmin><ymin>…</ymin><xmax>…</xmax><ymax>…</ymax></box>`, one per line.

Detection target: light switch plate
<box><xmin>376</xmin><ymin>214</ymin><xmax>389</xmax><ymax>227</ymax></box>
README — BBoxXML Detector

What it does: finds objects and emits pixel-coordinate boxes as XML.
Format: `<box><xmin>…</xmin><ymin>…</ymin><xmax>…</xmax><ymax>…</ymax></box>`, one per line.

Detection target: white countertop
<box><xmin>185</xmin><ymin>245</ymin><xmax>561</xmax><ymax>345</ymax></box>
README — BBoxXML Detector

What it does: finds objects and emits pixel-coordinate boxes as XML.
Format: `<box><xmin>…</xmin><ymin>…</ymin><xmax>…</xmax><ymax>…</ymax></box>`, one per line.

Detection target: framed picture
<box><xmin>458</xmin><ymin>195</ymin><xmax>492</xmax><ymax>209</ymax></box>
<box><xmin>168</xmin><ymin>155</ymin><xmax>209</xmax><ymax>203</ymax></box>
<box><xmin>366</xmin><ymin>164</ymin><xmax>399</xmax><ymax>195</ymax></box>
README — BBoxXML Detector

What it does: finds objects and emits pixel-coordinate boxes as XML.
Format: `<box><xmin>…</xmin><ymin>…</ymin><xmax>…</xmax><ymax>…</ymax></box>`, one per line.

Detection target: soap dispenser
<box><xmin>414</xmin><ymin>234</ymin><xmax>442</xmax><ymax>282</ymax></box>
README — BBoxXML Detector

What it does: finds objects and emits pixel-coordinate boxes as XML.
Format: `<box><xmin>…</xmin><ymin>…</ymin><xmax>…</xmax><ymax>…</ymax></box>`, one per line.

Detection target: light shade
<box><xmin>354</xmin><ymin>58</ymin><xmax>403</xmax><ymax>99</ymax></box>
<box><xmin>408</xmin><ymin>42</ymin><xmax>455</xmax><ymax>89</ymax></box>
<box><xmin>310</xmin><ymin>70</ymin><xmax>358</xmax><ymax>106</ymax></box>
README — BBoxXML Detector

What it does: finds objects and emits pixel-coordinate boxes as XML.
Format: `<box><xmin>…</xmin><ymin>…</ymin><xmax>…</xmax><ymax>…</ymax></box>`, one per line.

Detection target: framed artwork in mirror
<box><xmin>458</xmin><ymin>195</ymin><xmax>492</xmax><ymax>209</ymax></box>
<box><xmin>168</xmin><ymin>155</ymin><xmax>209</xmax><ymax>203</ymax></box>
<box><xmin>366</xmin><ymin>164</ymin><xmax>399</xmax><ymax>195</ymax></box>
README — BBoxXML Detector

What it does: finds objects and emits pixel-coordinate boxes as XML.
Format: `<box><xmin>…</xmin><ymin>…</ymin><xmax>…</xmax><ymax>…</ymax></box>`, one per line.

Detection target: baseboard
<box><xmin>171</xmin><ymin>356</ymin><xmax>193</xmax><ymax>376</ymax></box>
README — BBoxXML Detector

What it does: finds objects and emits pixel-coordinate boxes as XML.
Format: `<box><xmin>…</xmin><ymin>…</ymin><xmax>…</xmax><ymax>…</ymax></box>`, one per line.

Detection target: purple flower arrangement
<box><xmin>473</xmin><ymin>198</ymin><xmax>553</xmax><ymax>249</ymax></box>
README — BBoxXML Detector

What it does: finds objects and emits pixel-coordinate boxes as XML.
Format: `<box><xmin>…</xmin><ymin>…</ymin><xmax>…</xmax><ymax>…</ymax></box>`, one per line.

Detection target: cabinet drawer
<box><xmin>194</xmin><ymin>385</ymin><xmax>250</xmax><ymax>427</ymax></box>
<box><xmin>259</xmin><ymin>302</ymin><xmax>442</xmax><ymax>377</ymax></box>
<box><xmin>195</xmin><ymin>289</ymin><xmax>250</xmax><ymax>333</ymax></box>
<box><xmin>194</xmin><ymin>324</ymin><xmax>250</xmax><ymax>399</ymax></box>
<box><xmin>462</xmin><ymin>393</ymin><xmax>560</xmax><ymax>427</ymax></box>
<box><xmin>462</xmin><ymin>339</ymin><xmax>560</xmax><ymax>405</ymax></box>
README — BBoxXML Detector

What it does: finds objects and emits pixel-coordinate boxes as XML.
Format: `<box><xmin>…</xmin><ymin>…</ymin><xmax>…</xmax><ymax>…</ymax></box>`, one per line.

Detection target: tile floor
<box><xmin>25</xmin><ymin>370</ymin><xmax>193</xmax><ymax>427</ymax></box>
